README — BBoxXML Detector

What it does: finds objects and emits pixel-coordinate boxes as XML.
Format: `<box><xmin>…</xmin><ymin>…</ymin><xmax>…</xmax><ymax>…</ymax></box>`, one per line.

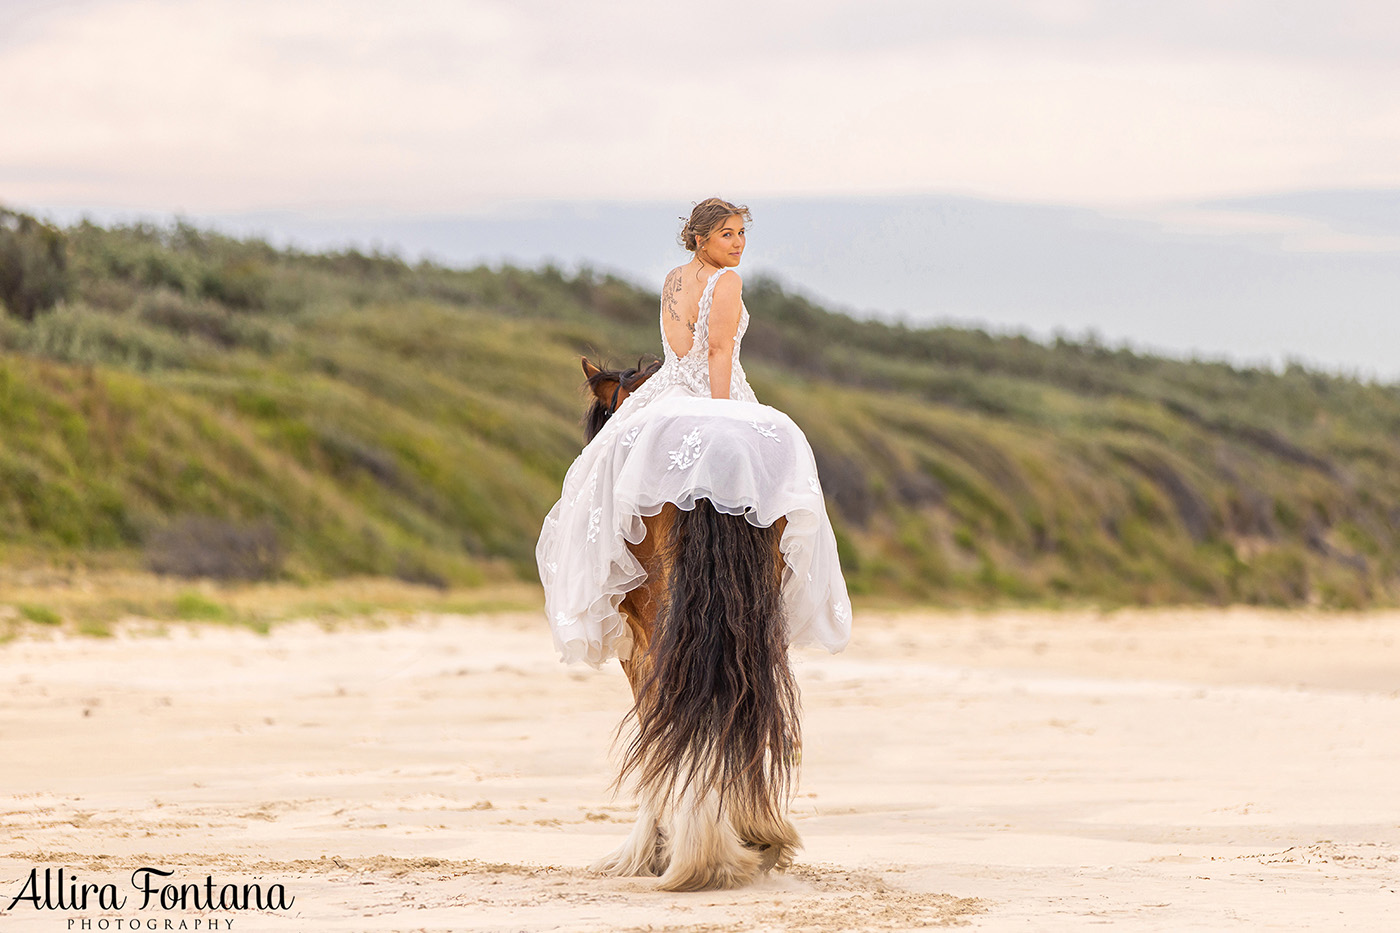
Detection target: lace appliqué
<box><xmin>808</xmin><ymin>475</ymin><xmax>821</xmax><ymax>494</ymax></box>
<box><xmin>586</xmin><ymin>505</ymin><xmax>602</xmax><ymax>543</ymax></box>
<box><xmin>572</xmin><ymin>469</ymin><xmax>598</xmax><ymax>506</ymax></box>
<box><xmin>750</xmin><ymin>420</ymin><xmax>781</xmax><ymax>442</ymax></box>
<box><xmin>667</xmin><ymin>427</ymin><xmax>704</xmax><ymax>471</ymax></box>
<box><xmin>620</xmin><ymin>425</ymin><xmax>641</xmax><ymax>447</ymax></box>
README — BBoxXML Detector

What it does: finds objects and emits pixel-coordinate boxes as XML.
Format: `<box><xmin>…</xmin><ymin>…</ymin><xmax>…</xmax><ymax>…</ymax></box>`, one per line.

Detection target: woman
<box><xmin>536</xmin><ymin>197</ymin><xmax>852</xmax><ymax>668</ymax></box>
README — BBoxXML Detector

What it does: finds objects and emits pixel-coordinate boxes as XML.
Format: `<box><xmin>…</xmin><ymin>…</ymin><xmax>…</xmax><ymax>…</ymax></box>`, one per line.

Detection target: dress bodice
<box><xmin>623</xmin><ymin>267</ymin><xmax>757</xmax><ymax>414</ymax></box>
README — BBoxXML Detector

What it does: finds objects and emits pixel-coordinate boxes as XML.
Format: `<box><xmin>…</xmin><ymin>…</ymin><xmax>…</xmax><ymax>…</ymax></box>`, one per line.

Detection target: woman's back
<box><xmin>625</xmin><ymin>266</ymin><xmax>756</xmax><ymax>409</ymax></box>
<box><xmin>660</xmin><ymin>263</ymin><xmax>719</xmax><ymax>359</ymax></box>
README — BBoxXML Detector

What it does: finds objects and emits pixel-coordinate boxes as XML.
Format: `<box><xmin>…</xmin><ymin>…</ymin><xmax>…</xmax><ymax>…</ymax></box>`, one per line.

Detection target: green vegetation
<box><xmin>1</xmin><ymin>207</ymin><xmax>1399</xmax><ymax>610</ymax></box>
<box><xmin>0</xmin><ymin>209</ymin><xmax>70</xmax><ymax>322</ymax></box>
<box><xmin>173</xmin><ymin>590</ymin><xmax>230</xmax><ymax>622</ymax></box>
<box><xmin>0</xmin><ymin>575</ymin><xmax>541</xmax><ymax>640</ymax></box>
<box><xmin>18</xmin><ymin>603</ymin><xmax>61</xmax><ymax>626</ymax></box>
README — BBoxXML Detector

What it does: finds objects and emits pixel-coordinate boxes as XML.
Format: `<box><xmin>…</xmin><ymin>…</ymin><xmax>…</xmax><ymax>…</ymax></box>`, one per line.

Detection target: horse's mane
<box><xmin>584</xmin><ymin>356</ymin><xmax>662</xmax><ymax>441</ymax></box>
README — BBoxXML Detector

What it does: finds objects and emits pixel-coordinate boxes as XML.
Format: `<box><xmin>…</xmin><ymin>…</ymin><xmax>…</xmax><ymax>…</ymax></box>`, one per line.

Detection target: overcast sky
<box><xmin>3</xmin><ymin>0</ymin><xmax>1399</xmax><ymax>211</ymax></box>
<box><xmin>2</xmin><ymin>1</ymin><xmax>1398</xmax><ymax>378</ymax></box>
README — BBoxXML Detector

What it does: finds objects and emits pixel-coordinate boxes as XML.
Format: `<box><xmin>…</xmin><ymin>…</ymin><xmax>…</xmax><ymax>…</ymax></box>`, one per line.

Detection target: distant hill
<box><xmin>49</xmin><ymin>191</ymin><xmax>1400</xmax><ymax>379</ymax></box>
<box><xmin>2</xmin><ymin>211</ymin><xmax>1398</xmax><ymax>608</ymax></box>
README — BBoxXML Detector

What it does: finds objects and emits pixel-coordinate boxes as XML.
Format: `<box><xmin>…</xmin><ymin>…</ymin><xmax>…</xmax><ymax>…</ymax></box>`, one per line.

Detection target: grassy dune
<box><xmin>1</xmin><ymin>213</ymin><xmax>1399</xmax><ymax>612</ymax></box>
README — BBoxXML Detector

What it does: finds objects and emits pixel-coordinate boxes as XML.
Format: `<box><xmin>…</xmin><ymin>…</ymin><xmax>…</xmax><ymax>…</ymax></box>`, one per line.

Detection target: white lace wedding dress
<box><xmin>535</xmin><ymin>267</ymin><xmax>853</xmax><ymax>667</ymax></box>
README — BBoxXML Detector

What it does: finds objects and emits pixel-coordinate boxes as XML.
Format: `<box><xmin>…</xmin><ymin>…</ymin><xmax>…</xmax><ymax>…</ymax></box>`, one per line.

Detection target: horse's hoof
<box><xmin>742</xmin><ymin>841</ymin><xmax>781</xmax><ymax>874</ymax></box>
<box><xmin>657</xmin><ymin>837</ymin><xmax>763</xmax><ymax>891</ymax></box>
<box><xmin>756</xmin><ymin>845</ymin><xmax>781</xmax><ymax>873</ymax></box>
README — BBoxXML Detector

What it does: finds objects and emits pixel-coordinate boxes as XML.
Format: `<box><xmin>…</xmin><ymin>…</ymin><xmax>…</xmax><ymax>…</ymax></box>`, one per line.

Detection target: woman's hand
<box><xmin>707</xmin><ymin>272</ymin><xmax>742</xmax><ymax>400</ymax></box>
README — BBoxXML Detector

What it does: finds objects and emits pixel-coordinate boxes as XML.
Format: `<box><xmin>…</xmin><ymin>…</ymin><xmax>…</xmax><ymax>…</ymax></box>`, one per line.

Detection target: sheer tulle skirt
<box><xmin>536</xmin><ymin>387</ymin><xmax>853</xmax><ymax>667</ymax></box>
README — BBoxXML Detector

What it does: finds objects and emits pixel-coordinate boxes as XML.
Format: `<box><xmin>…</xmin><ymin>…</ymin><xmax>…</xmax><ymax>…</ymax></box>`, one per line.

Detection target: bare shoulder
<box><xmin>713</xmin><ymin>269</ymin><xmax>743</xmax><ymax>296</ymax></box>
<box><xmin>708</xmin><ymin>270</ymin><xmax>743</xmax><ymax>336</ymax></box>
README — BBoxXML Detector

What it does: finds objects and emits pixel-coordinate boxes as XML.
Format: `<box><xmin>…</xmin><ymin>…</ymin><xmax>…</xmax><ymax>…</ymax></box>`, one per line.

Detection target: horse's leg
<box><xmin>617</xmin><ymin>506</ymin><xmax>668</xmax><ymax>702</ymax></box>
<box><xmin>588</xmin><ymin>783</ymin><xmax>667</xmax><ymax>877</ymax></box>
<box><xmin>656</xmin><ymin>772</ymin><xmax>763</xmax><ymax>892</ymax></box>
<box><xmin>590</xmin><ymin>506</ymin><xmax>672</xmax><ymax>878</ymax></box>
<box><xmin>729</xmin><ymin>801</ymin><xmax>802</xmax><ymax>874</ymax></box>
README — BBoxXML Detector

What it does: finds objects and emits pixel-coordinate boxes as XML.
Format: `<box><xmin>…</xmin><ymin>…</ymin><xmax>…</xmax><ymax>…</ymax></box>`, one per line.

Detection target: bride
<box><xmin>656</xmin><ymin>197</ymin><xmax>759</xmax><ymax>403</ymax></box>
<box><xmin>536</xmin><ymin>197</ymin><xmax>852</xmax><ymax>668</ymax></box>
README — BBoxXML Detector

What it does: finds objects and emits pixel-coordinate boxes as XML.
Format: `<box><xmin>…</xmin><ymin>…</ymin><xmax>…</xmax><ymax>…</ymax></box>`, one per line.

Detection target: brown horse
<box><xmin>576</xmin><ymin>355</ymin><xmax>803</xmax><ymax>891</ymax></box>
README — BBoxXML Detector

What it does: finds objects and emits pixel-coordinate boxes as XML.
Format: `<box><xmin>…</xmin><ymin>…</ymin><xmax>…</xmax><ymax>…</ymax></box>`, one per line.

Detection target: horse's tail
<box><xmin>611</xmin><ymin>498</ymin><xmax>801</xmax><ymax>835</ymax></box>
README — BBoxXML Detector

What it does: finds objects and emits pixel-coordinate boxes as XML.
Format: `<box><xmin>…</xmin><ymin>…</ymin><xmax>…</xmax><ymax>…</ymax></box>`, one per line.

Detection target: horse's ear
<box><xmin>581</xmin><ymin>358</ymin><xmax>619</xmax><ymax>406</ymax></box>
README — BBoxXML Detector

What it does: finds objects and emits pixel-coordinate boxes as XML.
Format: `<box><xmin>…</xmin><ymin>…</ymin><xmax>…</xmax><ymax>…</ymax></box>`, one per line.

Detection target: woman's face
<box><xmin>698</xmin><ymin>214</ymin><xmax>746</xmax><ymax>267</ymax></box>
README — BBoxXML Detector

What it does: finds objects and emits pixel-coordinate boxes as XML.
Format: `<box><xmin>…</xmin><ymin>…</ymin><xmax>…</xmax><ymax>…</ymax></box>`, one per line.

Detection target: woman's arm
<box><xmin>707</xmin><ymin>272</ymin><xmax>743</xmax><ymax>400</ymax></box>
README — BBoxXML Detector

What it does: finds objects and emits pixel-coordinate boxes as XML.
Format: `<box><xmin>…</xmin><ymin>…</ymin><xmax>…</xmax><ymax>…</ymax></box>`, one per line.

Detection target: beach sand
<box><xmin>1</xmin><ymin>606</ymin><xmax>1397</xmax><ymax>931</ymax></box>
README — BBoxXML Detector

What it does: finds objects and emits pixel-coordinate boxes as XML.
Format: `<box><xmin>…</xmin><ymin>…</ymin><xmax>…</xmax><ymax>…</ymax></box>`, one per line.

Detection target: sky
<box><xmin>2</xmin><ymin>0</ymin><xmax>1398</xmax><ymax>376</ymax></box>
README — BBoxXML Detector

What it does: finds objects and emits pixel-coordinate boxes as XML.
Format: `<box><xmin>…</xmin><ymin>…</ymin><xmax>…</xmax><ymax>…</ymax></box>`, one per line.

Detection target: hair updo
<box><xmin>678</xmin><ymin>197</ymin><xmax>752</xmax><ymax>252</ymax></box>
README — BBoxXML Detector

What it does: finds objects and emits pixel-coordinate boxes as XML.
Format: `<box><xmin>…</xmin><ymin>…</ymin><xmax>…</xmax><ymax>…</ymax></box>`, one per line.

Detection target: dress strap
<box><xmin>702</xmin><ymin>267</ymin><xmax>729</xmax><ymax>296</ymax></box>
<box><xmin>697</xmin><ymin>268</ymin><xmax>729</xmax><ymax>335</ymax></box>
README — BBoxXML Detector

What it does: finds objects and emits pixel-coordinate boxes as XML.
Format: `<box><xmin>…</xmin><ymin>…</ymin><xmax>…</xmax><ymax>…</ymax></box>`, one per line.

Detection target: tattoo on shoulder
<box><xmin>663</xmin><ymin>269</ymin><xmax>682</xmax><ymax>322</ymax></box>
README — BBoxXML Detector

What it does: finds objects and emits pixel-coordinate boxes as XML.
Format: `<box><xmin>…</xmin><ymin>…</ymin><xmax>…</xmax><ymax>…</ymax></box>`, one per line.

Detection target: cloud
<box><xmin>1</xmin><ymin>0</ymin><xmax>1398</xmax><ymax>211</ymax></box>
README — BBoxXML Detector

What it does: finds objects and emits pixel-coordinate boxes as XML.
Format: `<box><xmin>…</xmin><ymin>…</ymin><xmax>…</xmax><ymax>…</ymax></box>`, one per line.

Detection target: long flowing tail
<box><xmin>609</xmin><ymin>498</ymin><xmax>801</xmax><ymax>886</ymax></box>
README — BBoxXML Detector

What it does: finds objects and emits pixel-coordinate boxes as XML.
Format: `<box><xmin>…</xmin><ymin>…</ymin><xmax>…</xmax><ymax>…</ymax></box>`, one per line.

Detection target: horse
<box><xmin>575</xmin><ymin>355</ymin><xmax>803</xmax><ymax>892</ymax></box>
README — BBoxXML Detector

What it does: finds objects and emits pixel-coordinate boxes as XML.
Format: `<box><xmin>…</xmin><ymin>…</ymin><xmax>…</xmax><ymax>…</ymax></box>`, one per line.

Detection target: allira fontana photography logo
<box><xmin>5</xmin><ymin>866</ymin><xmax>296</xmax><ymax>928</ymax></box>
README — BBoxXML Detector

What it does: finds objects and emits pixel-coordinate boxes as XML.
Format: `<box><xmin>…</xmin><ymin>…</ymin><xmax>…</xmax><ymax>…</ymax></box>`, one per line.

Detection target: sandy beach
<box><xmin>1</xmin><ymin>606</ymin><xmax>1397</xmax><ymax>931</ymax></box>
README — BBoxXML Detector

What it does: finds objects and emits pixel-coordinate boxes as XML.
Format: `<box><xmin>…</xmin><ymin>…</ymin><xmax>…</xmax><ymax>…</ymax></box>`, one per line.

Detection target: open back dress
<box><xmin>535</xmin><ymin>267</ymin><xmax>852</xmax><ymax>667</ymax></box>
